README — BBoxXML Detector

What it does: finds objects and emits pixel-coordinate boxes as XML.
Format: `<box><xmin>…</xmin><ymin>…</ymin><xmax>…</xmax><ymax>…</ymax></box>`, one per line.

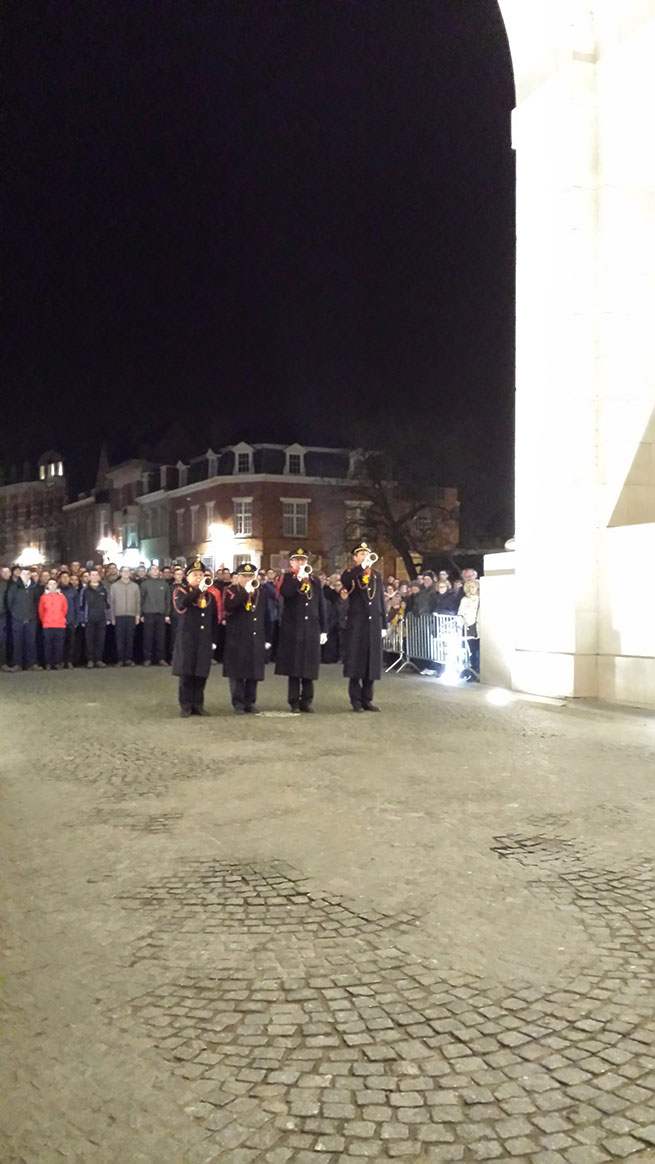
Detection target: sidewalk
<box><xmin>2</xmin><ymin>666</ymin><xmax>655</xmax><ymax>1163</ymax></box>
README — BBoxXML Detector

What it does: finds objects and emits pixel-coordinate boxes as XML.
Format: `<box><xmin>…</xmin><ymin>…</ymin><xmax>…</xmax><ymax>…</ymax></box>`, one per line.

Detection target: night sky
<box><xmin>3</xmin><ymin>0</ymin><xmax>515</xmax><ymax>531</ymax></box>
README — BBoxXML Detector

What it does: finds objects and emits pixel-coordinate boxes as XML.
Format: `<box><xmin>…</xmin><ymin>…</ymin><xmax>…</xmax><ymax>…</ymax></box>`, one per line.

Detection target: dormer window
<box><xmin>207</xmin><ymin>449</ymin><xmax>218</xmax><ymax>478</ymax></box>
<box><xmin>233</xmin><ymin>443</ymin><xmax>253</xmax><ymax>474</ymax></box>
<box><xmin>48</xmin><ymin>462</ymin><xmax>56</xmax><ymax>478</ymax></box>
<box><xmin>284</xmin><ymin>444</ymin><xmax>306</xmax><ymax>476</ymax></box>
<box><xmin>39</xmin><ymin>465</ymin><xmax>46</xmax><ymax>481</ymax></box>
<box><xmin>177</xmin><ymin>461</ymin><xmax>188</xmax><ymax>487</ymax></box>
<box><xmin>57</xmin><ymin>461</ymin><xmax>63</xmax><ymax>476</ymax></box>
<box><xmin>160</xmin><ymin>466</ymin><xmax>168</xmax><ymax>490</ymax></box>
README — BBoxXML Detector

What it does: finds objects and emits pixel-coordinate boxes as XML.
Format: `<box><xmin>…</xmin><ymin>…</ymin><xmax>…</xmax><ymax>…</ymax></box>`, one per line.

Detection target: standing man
<box><xmin>275</xmin><ymin>549</ymin><xmax>327</xmax><ymax>713</ymax></box>
<box><xmin>0</xmin><ymin>565</ymin><xmax>11</xmax><ymax>671</ymax></box>
<box><xmin>81</xmin><ymin>567</ymin><xmax>110</xmax><ymax>667</ymax></box>
<box><xmin>140</xmin><ymin>564</ymin><xmax>171</xmax><ymax>666</ymax></box>
<box><xmin>6</xmin><ymin>568</ymin><xmax>40</xmax><ymax>671</ymax></box>
<box><xmin>110</xmin><ymin>566</ymin><xmax>141</xmax><ymax>666</ymax></box>
<box><xmin>223</xmin><ymin>563</ymin><xmax>267</xmax><ymax>714</ymax></box>
<box><xmin>340</xmin><ymin>541</ymin><xmax>387</xmax><ymax>712</ymax></box>
<box><xmin>172</xmin><ymin>558</ymin><xmax>217</xmax><ymax>717</ymax></box>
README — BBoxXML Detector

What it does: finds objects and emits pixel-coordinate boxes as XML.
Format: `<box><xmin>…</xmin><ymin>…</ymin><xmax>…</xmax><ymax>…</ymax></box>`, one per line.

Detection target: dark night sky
<box><xmin>3</xmin><ymin>0</ymin><xmax>515</xmax><ymax>524</ymax></box>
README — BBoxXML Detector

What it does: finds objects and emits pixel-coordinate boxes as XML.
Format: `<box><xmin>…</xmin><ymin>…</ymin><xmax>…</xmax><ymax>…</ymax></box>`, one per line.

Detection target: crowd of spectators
<box><xmin>0</xmin><ymin>559</ymin><xmax>480</xmax><ymax>676</ymax></box>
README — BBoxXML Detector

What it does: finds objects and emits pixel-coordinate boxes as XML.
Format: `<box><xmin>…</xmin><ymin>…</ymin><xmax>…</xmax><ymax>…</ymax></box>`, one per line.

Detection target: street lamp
<box><xmin>16</xmin><ymin>546</ymin><xmax>44</xmax><ymax>567</ymax></box>
<box><xmin>208</xmin><ymin>522</ymin><xmax>235</xmax><ymax>572</ymax></box>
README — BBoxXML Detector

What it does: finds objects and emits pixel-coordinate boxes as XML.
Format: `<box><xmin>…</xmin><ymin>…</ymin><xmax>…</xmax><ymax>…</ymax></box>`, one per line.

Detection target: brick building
<box><xmin>137</xmin><ymin>441</ymin><xmax>459</xmax><ymax>576</ymax></box>
<box><xmin>0</xmin><ymin>451</ymin><xmax>67</xmax><ymax>564</ymax></box>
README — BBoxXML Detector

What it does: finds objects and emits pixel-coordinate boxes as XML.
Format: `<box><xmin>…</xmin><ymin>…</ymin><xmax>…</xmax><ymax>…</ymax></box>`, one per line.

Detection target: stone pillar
<box><xmin>495</xmin><ymin>1</ymin><xmax>655</xmax><ymax>704</ymax></box>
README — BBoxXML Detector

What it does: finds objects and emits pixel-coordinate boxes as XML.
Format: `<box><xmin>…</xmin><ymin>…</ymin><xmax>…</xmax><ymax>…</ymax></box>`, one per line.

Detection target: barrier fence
<box><xmin>385</xmin><ymin>613</ymin><xmax>477</xmax><ymax>678</ymax></box>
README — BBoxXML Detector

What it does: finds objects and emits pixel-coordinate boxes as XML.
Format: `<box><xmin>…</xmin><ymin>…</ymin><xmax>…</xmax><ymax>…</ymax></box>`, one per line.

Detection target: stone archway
<box><xmin>484</xmin><ymin>0</ymin><xmax>655</xmax><ymax>707</ymax></box>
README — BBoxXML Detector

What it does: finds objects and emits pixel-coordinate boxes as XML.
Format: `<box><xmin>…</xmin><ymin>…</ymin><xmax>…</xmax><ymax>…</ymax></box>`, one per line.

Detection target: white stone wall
<box><xmin>487</xmin><ymin>0</ymin><xmax>655</xmax><ymax>706</ymax></box>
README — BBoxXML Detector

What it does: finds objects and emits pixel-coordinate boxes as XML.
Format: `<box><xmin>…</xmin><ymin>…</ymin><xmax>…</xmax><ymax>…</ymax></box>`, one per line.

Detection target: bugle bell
<box><xmin>363</xmin><ymin>551</ymin><xmax>379</xmax><ymax>567</ymax></box>
<box><xmin>299</xmin><ymin>562</ymin><xmax>313</xmax><ymax>576</ymax></box>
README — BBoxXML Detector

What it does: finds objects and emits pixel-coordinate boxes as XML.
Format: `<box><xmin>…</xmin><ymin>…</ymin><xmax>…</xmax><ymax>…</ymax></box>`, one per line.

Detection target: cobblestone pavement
<box><xmin>2</xmin><ymin>666</ymin><xmax>655</xmax><ymax>1164</ymax></box>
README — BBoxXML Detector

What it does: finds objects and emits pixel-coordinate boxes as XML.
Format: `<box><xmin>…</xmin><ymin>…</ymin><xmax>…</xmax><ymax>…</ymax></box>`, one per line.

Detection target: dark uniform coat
<box><xmin>275</xmin><ymin>573</ymin><xmax>327</xmax><ymax>679</ymax></box>
<box><xmin>171</xmin><ymin>584</ymin><xmax>217</xmax><ymax>678</ymax></box>
<box><xmin>222</xmin><ymin>584</ymin><xmax>267</xmax><ymax>680</ymax></box>
<box><xmin>340</xmin><ymin>566</ymin><xmax>387</xmax><ymax>680</ymax></box>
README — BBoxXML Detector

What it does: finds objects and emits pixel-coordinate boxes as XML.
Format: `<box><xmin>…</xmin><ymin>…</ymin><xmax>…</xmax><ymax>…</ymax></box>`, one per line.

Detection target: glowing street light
<box><xmin>208</xmin><ymin>522</ymin><xmax>235</xmax><ymax>570</ymax></box>
<box><xmin>16</xmin><ymin>546</ymin><xmax>44</xmax><ymax>567</ymax></box>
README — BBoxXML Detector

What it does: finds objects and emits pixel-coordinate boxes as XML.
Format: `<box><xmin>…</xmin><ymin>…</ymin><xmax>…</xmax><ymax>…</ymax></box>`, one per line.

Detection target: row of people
<box><xmin>172</xmin><ymin>542</ymin><xmax>386</xmax><ymax>715</ymax></box>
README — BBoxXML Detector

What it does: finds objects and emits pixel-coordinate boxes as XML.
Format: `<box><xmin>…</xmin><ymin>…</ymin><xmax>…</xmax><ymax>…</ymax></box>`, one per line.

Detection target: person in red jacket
<box><xmin>38</xmin><ymin>579</ymin><xmax>68</xmax><ymax>670</ymax></box>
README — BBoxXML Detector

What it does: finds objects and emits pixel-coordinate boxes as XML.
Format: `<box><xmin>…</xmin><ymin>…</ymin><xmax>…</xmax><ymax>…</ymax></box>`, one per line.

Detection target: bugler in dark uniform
<box><xmin>223</xmin><ymin>563</ymin><xmax>267</xmax><ymax>714</ymax></box>
<box><xmin>172</xmin><ymin>558</ymin><xmax>218</xmax><ymax>717</ymax></box>
<box><xmin>340</xmin><ymin>541</ymin><xmax>387</xmax><ymax>712</ymax></box>
<box><xmin>275</xmin><ymin>549</ymin><xmax>327</xmax><ymax>712</ymax></box>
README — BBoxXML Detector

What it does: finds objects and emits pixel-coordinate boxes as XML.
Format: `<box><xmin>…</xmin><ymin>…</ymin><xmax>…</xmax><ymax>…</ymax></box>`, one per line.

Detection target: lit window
<box><xmin>288</xmin><ymin>454</ymin><xmax>302</xmax><ymax>475</ymax></box>
<box><xmin>57</xmin><ymin>462</ymin><xmax>63</xmax><ymax>476</ymax></box>
<box><xmin>233</xmin><ymin>498</ymin><xmax>252</xmax><ymax>536</ymax></box>
<box><xmin>205</xmin><ymin>500</ymin><xmax>215</xmax><ymax>526</ymax></box>
<box><xmin>48</xmin><ymin>463</ymin><xmax>55</xmax><ymax>478</ymax></box>
<box><xmin>282</xmin><ymin>500</ymin><xmax>308</xmax><ymax>538</ymax></box>
<box><xmin>39</xmin><ymin>465</ymin><xmax>46</xmax><ymax>481</ymax></box>
<box><xmin>236</xmin><ymin>452</ymin><xmax>251</xmax><ymax>474</ymax></box>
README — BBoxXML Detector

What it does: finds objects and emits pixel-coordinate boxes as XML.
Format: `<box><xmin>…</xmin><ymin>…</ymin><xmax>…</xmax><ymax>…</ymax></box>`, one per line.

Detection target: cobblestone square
<box><xmin>2</xmin><ymin>666</ymin><xmax>655</xmax><ymax>1163</ymax></box>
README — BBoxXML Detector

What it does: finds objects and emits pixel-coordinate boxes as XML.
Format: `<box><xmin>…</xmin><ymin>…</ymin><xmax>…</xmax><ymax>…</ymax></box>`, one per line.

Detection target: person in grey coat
<box><xmin>139</xmin><ymin>564</ymin><xmax>171</xmax><ymax>666</ymax></box>
<box><xmin>110</xmin><ymin>567</ymin><xmax>141</xmax><ymax>665</ymax></box>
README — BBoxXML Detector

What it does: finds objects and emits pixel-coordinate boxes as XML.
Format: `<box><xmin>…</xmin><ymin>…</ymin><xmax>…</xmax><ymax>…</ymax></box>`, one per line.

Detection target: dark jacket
<box><xmin>0</xmin><ymin>578</ymin><xmax>9</xmax><ymax>616</ymax></box>
<box><xmin>82</xmin><ymin>583</ymin><xmax>109</xmax><ymax>623</ymax></box>
<box><xmin>434</xmin><ymin>588</ymin><xmax>460</xmax><ymax>615</ymax></box>
<box><xmin>139</xmin><ymin>576</ymin><xmax>171</xmax><ymax>616</ymax></box>
<box><xmin>261</xmin><ymin>579</ymin><xmax>280</xmax><ymax>624</ymax></box>
<box><xmin>59</xmin><ymin>583</ymin><xmax>80</xmax><ymax>627</ymax></box>
<box><xmin>340</xmin><ymin>566</ymin><xmax>387</xmax><ymax>680</ymax></box>
<box><xmin>413</xmin><ymin>584</ymin><xmax>437</xmax><ymax>616</ymax></box>
<box><xmin>7</xmin><ymin>579</ymin><xmax>38</xmax><ymax>622</ymax></box>
<box><xmin>171</xmin><ymin>584</ymin><xmax>217</xmax><ymax>678</ymax></box>
<box><xmin>275</xmin><ymin>572</ymin><xmax>326</xmax><ymax>679</ymax></box>
<box><xmin>222</xmin><ymin>584</ymin><xmax>267</xmax><ymax>680</ymax></box>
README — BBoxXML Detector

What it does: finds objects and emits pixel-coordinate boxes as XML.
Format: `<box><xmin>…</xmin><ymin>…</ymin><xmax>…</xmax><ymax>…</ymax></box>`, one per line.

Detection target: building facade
<box><xmin>0</xmin><ymin>451</ymin><xmax>67</xmax><ymax>564</ymax></box>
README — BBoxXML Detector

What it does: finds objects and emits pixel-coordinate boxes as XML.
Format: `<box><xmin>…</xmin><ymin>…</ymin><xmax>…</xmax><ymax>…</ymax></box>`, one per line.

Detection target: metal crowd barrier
<box><xmin>384</xmin><ymin>613</ymin><xmax>475</xmax><ymax>676</ymax></box>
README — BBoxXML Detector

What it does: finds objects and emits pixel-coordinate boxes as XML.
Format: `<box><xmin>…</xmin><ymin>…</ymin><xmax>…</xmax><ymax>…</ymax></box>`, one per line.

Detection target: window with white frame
<box><xmin>234</xmin><ymin>553</ymin><xmax>252</xmax><ymax>569</ymax></box>
<box><xmin>207</xmin><ymin>451</ymin><xmax>218</xmax><ymax>478</ymax></box>
<box><xmin>176</xmin><ymin>509</ymin><xmax>185</xmax><ymax>542</ymax></box>
<box><xmin>233</xmin><ymin>497</ymin><xmax>253</xmax><ymax>536</ymax></box>
<box><xmin>284</xmin><ymin>446</ymin><xmax>306</xmax><ymax>475</ymax></box>
<box><xmin>414</xmin><ymin>510</ymin><xmax>431</xmax><ymax>536</ymax></box>
<box><xmin>236</xmin><ymin>452</ymin><xmax>251</xmax><ymax>474</ymax></box>
<box><xmin>205</xmin><ymin>500</ymin><xmax>215</xmax><ymax>528</ymax></box>
<box><xmin>345</xmin><ymin>500</ymin><xmax>372</xmax><ymax>540</ymax></box>
<box><xmin>177</xmin><ymin>462</ymin><xmax>188</xmax><ymax>487</ymax></box>
<box><xmin>126</xmin><ymin>522</ymin><xmax>138</xmax><ymax>549</ymax></box>
<box><xmin>282</xmin><ymin>499</ymin><xmax>308</xmax><ymax>538</ymax></box>
<box><xmin>190</xmin><ymin>505</ymin><xmax>199</xmax><ymax>541</ymax></box>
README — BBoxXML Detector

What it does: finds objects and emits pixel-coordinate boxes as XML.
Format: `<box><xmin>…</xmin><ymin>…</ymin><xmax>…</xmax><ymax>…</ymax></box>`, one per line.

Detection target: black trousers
<box><xmin>85</xmin><ymin>621</ymin><xmax>106</xmax><ymax>663</ymax></box>
<box><xmin>288</xmin><ymin>677</ymin><xmax>314</xmax><ymax>707</ymax></box>
<box><xmin>115</xmin><ymin>616</ymin><xmax>136</xmax><ymax>662</ymax></box>
<box><xmin>44</xmin><ymin>628</ymin><xmax>65</xmax><ymax>666</ymax></box>
<box><xmin>179</xmin><ymin>674</ymin><xmax>207</xmax><ymax>711</ymax></box>
<box><xmin>143</xmin><ymin>613</ymin><xmax>166</xmax><ymax>662</ymax></box>
<box><xmin>230</xmin><ymin>678</ymin><xmax>258</xmax><ymax>708</ymax></box>
<box><xmin>348</xmin><ymin>677</ymin><xmax>374</xmax><ymax>708</ymax></box>
<box><xmin>63</xmin><ymin>625</ymin><xmax>75</xmax><ymax>665</ymax></box>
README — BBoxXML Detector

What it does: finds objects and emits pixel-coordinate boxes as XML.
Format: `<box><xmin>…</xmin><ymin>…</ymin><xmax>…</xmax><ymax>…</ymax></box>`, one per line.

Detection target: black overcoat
<box><xmin>275</xmin><ymin>573</ymin><xmax>326</xmax><ymax>679</ymax></box>
<box><xmin>340</xmin><ymin>566</ymin><xmax>387</xmax><ymax>680</ymax></box>
<box><xmin>171</xmin><ymin>584</ymin><xmax>217</xmax><ymax>678</ymax></box>
<box><xmin>222</xmin><ymin>584</ymin><xmax>267</xmax><ymax>680</ymax></box>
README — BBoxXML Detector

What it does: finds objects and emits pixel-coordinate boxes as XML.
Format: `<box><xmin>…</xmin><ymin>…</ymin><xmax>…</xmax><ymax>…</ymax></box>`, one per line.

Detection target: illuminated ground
<box><xmin>2</xmin><ymin>665</ymin><xmax>655</xmax><ymax>1163</ymax></box>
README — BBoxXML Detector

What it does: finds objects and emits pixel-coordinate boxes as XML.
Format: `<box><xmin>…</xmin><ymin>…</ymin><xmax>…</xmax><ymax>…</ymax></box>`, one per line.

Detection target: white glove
<box><xmin>198</xmin><ymin>576</ymin><xmax>208</xmax><ymax>592</ymax></box>
<box><xmin>245</xmin><ymin>578</ymin><xmax>256</xmax><ymax>593</ymax></box>
<box><xmin>320</xmin><ymin>632</ymin><xmax>327</xmax><ymax>646</ymax></box>
<box><xmin>381</xmin><ymin>628</ymin><xmax>387</xmax><ymax>639</ymax></box>
<box><xmin>265</xmin><ymin>642</ymin><xmax>272</xmax><ymax>650</ymax></box>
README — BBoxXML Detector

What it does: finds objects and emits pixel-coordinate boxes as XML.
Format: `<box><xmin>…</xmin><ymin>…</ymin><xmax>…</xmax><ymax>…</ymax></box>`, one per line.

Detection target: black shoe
<box><xmin>351</xmin><ymin>705</ymin><xmax>363</xmax><ymax>713</ymax></box>
<box><xmin>299</xmin><ymin>703</ymin><xmax>314</xmax><ymax>713</ymax></box>
<box><xmin>193</xmin><ymin>708</ymin><xmax>210</xmax><ymax>716</ymax></box>
<box><xmin>244</xmin><ymin>705</ymin><xmax>259</xmax><ymax>714</ymax></box>
<box><xmin>180</xmin><ymin>708</ymin><xmax>192</xmax><ymax>718</ymax></box>
<box><xmin>289</xmin><ymin>704</ymin><xmax>301</xmax><ymax>714</ymax></box>
<box><xmin>233</xmin><ymin>706</ymin><xmax>245</xmax><ymax>715</ymax></box>
<box><xmin>363</xmin><ymin>703</ymin><xmax>380</xmax><ymax>712</ymax></box>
